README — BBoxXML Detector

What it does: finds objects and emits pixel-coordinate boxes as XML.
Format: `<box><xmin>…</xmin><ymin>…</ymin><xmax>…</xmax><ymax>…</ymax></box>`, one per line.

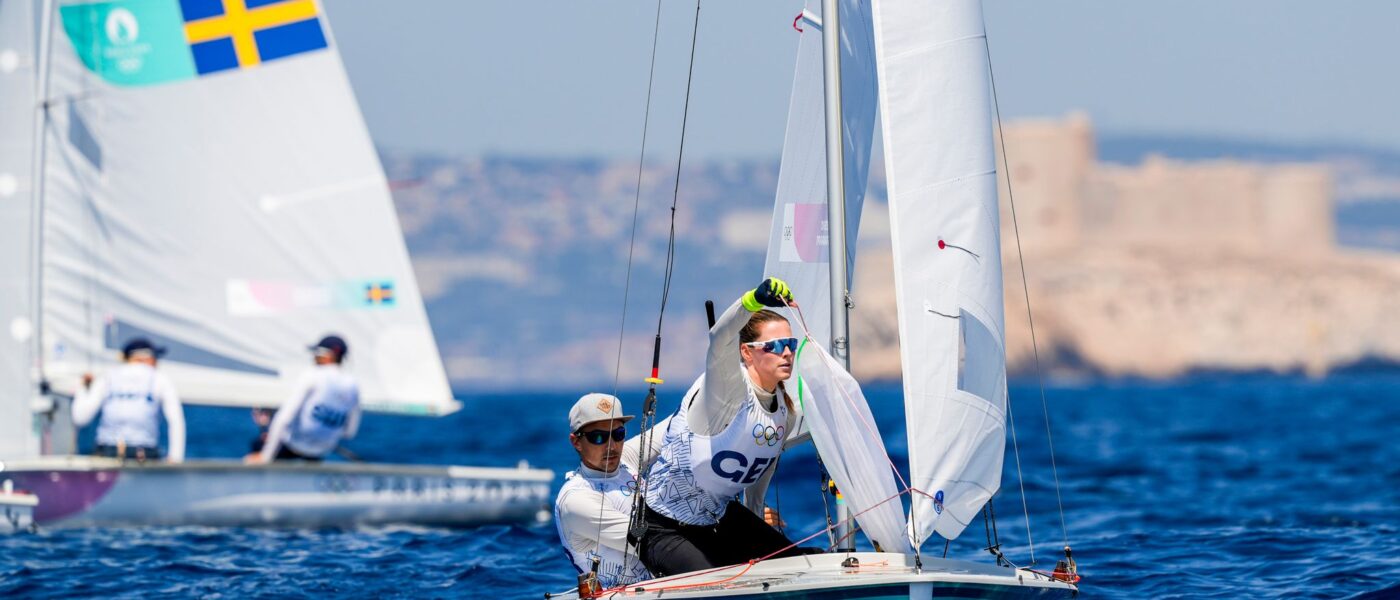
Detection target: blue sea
<box><xmin>3</xmin><ymin>375</ymin><xmax>1398</xmax><ymax>598</ymax></box>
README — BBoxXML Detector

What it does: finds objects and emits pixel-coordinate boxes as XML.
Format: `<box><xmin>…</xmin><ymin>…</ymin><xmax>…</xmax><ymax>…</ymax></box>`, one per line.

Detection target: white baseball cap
<box><xmin>568</xmin><ymin>393</ymin><xmax>634</xmax><ymax>433</ymax></box>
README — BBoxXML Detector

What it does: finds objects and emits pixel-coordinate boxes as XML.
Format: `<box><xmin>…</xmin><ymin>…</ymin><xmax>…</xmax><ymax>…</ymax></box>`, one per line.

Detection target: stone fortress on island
<box><xmin>849</xmin><ymin>113</ymin><xmax>1400</xmax><ymax>381</ymax></box>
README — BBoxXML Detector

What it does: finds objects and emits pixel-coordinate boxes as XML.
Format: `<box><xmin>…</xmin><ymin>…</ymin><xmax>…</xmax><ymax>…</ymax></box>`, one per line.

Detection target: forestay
<box><xmin>35</xmin><ymin>0</ymin><xmax>455</xmax><ymax>415</ymax></box>
<box><xmin>762</xmin><ymin>0</ymin><xmax>878</xmax><ymax>349</ymax></box>
<box><xmin>872</xmin><ymin>0</ymin><xmax>1007</xmax><ymax>544</ymax></box>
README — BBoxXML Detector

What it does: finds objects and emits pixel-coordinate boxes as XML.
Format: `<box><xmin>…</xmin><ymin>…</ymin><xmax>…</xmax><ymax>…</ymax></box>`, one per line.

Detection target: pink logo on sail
<box><xmin>780</xmin><ymin>203</ymin><xmax>829</xmax><ymax>264</ymax></box>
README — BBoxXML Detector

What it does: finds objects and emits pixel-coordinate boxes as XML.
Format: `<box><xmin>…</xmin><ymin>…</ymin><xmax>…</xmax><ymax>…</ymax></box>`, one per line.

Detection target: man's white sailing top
<box><xmin>553</xmin><ymin>462</ymin><xmax>652</xmax><ymax>588</ymax></box>
<box><xmin>71</xmin><ymin>363</ymin><xmax>186</xmax><ymax>461</ymax></box>
<box><xmin>261</xmin><ymin>364</ymin><xmax>361</xmax><ymax>460</ymax></box>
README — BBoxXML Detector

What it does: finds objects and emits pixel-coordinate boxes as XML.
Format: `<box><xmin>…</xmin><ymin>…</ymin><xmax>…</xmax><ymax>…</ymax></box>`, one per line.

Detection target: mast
<box><xmin>28</xmin><ymin>0</ymin><xmax>56</xmax><ymax>427</ymax></box>
<box><xmin>821</xmin><ymin>0</ymin><xmax>856</xmax><ymax>553</ymax></box>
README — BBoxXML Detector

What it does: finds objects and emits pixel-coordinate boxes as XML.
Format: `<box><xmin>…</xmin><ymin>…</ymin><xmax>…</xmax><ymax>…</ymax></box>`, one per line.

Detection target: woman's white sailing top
<box><xmin>71</xmin><ymin>363</ymin><xmax>186</xmax><ymax>461</ymax></box>
<box><xmin>553</xmin><ymin>462</ymin><xmax>652</xmax><ymax>588</ymax></box>
<box><xmin>643</xmin><ymin>299</ymin><xmax>807</xmax><ymax>526</ymax></box>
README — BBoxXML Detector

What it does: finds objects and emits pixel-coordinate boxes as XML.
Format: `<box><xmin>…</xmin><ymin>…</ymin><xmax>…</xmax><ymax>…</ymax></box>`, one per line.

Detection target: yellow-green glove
<box><xmin>741</xmin><ymin>277</ymin><xmax>793</xmax><ymax>312</ymax></box>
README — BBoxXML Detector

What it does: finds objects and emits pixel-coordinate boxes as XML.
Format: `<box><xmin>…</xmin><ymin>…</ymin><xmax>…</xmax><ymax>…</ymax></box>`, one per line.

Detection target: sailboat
<box><xmin>555</xmin><ymin>0</ymin><xmax>1078</xmax><ymax>596</ymax></box>
<box><xmin>0</xmin><ymin>0</ymin><xmax>550</xmax><ymax>528</ymax></box>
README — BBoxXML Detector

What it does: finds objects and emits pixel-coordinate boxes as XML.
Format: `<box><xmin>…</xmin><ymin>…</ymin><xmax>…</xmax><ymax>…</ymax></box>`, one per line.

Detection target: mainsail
<box><xmin>762</xmin><ymin>0</ymin><xmax>878</xmax><ymax>349</ymax></box>
<box><xmin>32</xmin><ymin>0</ymin><xmax>456</xmax><ymax>415</ymax></box>
<box><xmin>0</xmin><ymin>0</ymin><xmax>38</xmax><ymax>458</ymax></box>
<box><xmin>872</xmin><ymin>0</ymin><xmax>1006</xmax><ymax>544</ymax></box>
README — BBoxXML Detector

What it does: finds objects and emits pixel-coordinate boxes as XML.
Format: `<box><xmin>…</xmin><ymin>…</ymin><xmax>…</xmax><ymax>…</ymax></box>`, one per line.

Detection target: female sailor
<box><xmin>637</xmin><ymin>278</ymin><xmax>817</xmax><ymax>577</ymax></box>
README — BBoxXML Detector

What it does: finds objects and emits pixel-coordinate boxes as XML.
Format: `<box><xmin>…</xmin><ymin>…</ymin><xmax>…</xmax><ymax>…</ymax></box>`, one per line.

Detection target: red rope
<box><xmin>1027</xmin><ymin>568</ymin><xmax>1082</xmax><ymax>584</ymax></box>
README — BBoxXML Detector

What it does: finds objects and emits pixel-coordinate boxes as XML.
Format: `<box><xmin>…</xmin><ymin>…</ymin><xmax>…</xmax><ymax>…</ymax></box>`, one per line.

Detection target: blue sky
<box><xmin>325</xmin><ymin>0</ymin><xmax>1400</xmax><ymax>159</ymax></box>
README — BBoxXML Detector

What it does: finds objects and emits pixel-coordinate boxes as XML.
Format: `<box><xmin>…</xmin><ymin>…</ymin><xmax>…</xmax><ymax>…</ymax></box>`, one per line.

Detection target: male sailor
<box><xmin>554</xmin><ymin>393</ymin><xmax>655</xmax><ymax>591</ymax></box>
<box><xmin>246</xmin><ymin>335</ymin><xmax>361</xmax><ymax>463</ymax></box>
<box><xmin>72</xmin><ymin>338</ymin><xmax>186</xmax><ymax>462</ymax></box>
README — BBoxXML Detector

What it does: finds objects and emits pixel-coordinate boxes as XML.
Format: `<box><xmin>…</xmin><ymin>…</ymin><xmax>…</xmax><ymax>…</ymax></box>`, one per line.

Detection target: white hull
<box><xmin>553</xmin><ymin>553</ymin><xmax>1076</xmax><ymax>599</ymax></box>
<box><xmin>0</xmin><ymin>456</ymin><xmax>551</xmax><ymax>529</ymax></box>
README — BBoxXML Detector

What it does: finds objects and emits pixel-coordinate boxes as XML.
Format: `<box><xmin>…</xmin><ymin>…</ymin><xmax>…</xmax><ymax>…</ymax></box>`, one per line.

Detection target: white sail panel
<box><xmin>0</xmin><ymin>0</ymin><xmax>38</xmax><ymax>458</ymax></box>
<box><xmin>872</xmin><ymin>0</ymin><xmax>1006</xmax><ymax>544</ymax></box>
<box><xmin>793</xmin><ymin>338</ymin><xmax>911</xmax><ymax>554</ymax></box>
<box><xmin>37</xmin><ymin>0</ymin><xmax>456</xmax><ymax>415</ymax></box>
<box><xmin>763</xmin><ymin>0</ymin><xmax>878</xmax><ymax>348</ymax></box>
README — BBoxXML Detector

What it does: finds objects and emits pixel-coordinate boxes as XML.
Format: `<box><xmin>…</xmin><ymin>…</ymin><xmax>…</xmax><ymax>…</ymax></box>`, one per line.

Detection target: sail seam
<box><xmin>881</xmin><ymin>33</ymin><xmax>986</xmax><ymax>62</ymax></box>
<box><xmin>886</xmin><ymin>169</ymin><xmax>995</xmax><ymax>200</ymax></box>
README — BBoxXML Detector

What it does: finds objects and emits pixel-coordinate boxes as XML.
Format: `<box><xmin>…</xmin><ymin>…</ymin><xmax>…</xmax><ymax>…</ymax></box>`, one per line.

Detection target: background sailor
<box><xmin>246</xmin><ymin>335</ymin><xmax>361</xmax><ymax>463</ymax></box>
<box><xmin>72</xmin><ymin>337</ymin><xmax>186</xmax><ymax>462</ymax></box>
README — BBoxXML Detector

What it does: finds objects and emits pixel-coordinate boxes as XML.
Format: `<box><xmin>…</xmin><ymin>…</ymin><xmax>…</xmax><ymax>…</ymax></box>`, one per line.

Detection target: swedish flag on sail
<box><xmin>181</xmin><ymin>0</ymin><xmax>328</xmax><ymax>75</ymax></box>
<box><xmin>60</xmin><ymin>0</ymin><xmax>330</xmax><ymax>87</ymax></box>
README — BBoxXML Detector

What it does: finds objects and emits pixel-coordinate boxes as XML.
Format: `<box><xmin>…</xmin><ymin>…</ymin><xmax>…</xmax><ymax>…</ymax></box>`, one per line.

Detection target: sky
<box><xmin>323</xmin><ymin>1</ymin><xmax>1400</xmax><ymax>160</ymax></box>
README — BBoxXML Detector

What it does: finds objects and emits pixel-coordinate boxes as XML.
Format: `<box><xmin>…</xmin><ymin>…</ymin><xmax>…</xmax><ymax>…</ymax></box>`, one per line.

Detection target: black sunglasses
<box><xmin>575</xmin><ymin>426</ymin><xmax>626</xmax><ymax>445</ymax></box>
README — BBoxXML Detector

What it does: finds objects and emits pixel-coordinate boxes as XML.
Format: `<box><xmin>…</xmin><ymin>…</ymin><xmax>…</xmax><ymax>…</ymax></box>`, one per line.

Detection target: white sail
<box><xmin>793</xmin><ymin>338</ymin><xmax>911</xmax><ymax>554</ymax></box>
<box><xmin>872</xmin><ymin>0</ymin><xmax>1006</xmax><ymax>544</ymax></box>
<box><xmin>762</xmin><ymin>0</ymin><xmax>878</xmax><ymax>349</ymax></box>
<box><xmin>0</xmin><ymin>0</ymin><xmax>38</xmax><ymax>458</ymax></box>
<box><xmin>34</xmin><ymin>0</ymin><xmax>456</xmax><ymax>415</ymax></box>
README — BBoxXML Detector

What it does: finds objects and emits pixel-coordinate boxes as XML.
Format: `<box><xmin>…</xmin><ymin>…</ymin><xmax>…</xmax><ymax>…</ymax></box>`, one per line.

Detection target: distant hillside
<box><xmin>383</xmin><ymin>135</ymin><xmax>1400</xmax><ymax>390</ymax></box>
<box><xmin>1099</xmin><ymin>135</ymin><xmax>1400</xmax><ymax>176</ymax></box>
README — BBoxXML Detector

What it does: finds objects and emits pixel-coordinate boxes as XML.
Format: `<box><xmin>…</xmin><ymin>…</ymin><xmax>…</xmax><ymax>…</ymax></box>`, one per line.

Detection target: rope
<box><xmin>653</xmin><ymin>0</ymin><xmax>703</xmax><ymax>334</ymax></box>
<box><xmin>780</xmin><ymin>297</ymin><xmax>930</xmax><ymax>566</ymax></box>
<box><xmin>783</xmin><ymin>299</ymin><xmax>911</xmax><ymax>494</ymax></box>
<box><xmin>816</xmin><ymin>460</ymin><xmax>838</xmax><ymax>548</ymax></box>
<box><xmin>593</xmin><ymin>0</ymin><xmax>666</xmax><ymax>570</ymax></box>
<box><xmin>982</xmin><ymin>11</ymin><xmax>1071</xmax><ymax>557</ymax></box>
<box><xmin>617</xmin><ymin>0</ymin><xmax>704</xmax><ymax>582</ymax></box>
<box><xmin>1004</xmin><ymin>379</ymin><xmax>1036</xmax><ymax>565</ymax></box>
<box><xmin>609</xmin><ymin>0</ymin><xmax>664</xmax><ymax>397</ymax></box>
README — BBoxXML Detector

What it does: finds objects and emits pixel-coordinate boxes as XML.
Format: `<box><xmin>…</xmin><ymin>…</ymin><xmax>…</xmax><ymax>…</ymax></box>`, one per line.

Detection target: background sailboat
<box><xmin>0</xmin><ymin>0</ymin><xmax>550</xmax><ymax>528</ymax></box>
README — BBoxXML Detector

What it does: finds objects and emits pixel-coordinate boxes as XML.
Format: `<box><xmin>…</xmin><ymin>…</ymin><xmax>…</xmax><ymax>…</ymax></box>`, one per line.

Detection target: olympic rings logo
<box><xmin>752</xmin><ymin>424</ymin><xmax>785</xmax><ymax>447</ymax></box>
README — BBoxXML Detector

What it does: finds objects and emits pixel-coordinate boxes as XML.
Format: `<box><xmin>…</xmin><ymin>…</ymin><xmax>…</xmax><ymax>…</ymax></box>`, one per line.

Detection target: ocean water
<box><xmin>2</xmin><ymin>375</ymin><xmax>1398</xmax><ymax>599</ymax></box>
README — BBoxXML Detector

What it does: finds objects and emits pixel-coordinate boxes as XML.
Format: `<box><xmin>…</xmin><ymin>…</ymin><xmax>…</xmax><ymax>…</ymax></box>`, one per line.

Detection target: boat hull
<box><xmin>551</xmin><ymin>553</ymin><xmax>1076</xmax><ymax>599</ymax></box>
<box><xmin>0</xmin><ymin>456</ymin><xmax>552</xmax><ymax>528</ymax></box>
